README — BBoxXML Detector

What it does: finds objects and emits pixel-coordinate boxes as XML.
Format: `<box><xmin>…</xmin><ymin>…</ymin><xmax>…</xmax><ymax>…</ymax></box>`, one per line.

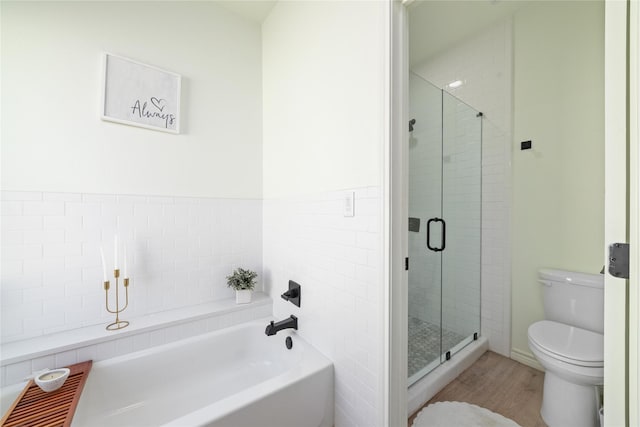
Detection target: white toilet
<box><xmin>527</xmin><ymin>269</ymin><xmax>604</xmax><ymax>427</ymax></box>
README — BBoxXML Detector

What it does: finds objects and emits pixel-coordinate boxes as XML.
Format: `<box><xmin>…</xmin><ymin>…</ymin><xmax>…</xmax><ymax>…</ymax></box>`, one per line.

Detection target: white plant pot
<box><xmin>235</xmin><ymin>289</ymin><xmax>252</xmax><ymax>304</ymax></box>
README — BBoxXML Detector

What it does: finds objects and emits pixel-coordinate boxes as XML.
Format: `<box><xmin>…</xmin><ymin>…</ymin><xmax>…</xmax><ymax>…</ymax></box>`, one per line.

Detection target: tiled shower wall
<box><xmin>263</xmin><ymin>187</ymin><xmax>382</xmax><ymax>427</ymax></box>
<box><xmin>0</xmin><ymin>191</ymin><xmax>262</xmax><ymax>344</ymax></box>
<box><xmin>412</xmin><ymin>20</ymin><xmax>513</xmax><ymax>356</ymax></box>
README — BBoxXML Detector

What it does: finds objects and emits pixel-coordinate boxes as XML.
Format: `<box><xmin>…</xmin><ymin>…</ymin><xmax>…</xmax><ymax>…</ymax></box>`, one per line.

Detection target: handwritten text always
<box><xmin>130</xmin><ymin>97</ymin><xmax>176</xmax><ymax>129</ymax></box>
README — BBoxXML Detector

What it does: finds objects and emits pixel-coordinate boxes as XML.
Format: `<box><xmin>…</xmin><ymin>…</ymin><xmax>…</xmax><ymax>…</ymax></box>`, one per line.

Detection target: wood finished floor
<box><xmin>408</xmin><ymin>351</ymin><xmax>547</xmax><ymax>427</ymax></box>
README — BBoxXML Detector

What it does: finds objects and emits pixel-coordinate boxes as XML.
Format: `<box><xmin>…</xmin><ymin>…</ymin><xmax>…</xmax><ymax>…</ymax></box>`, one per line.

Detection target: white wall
<box><xmin>1</xmin><ymin>2</ymin><xmax>264</xmax><ymax>343</ymax></box>
<box><xmin>262</xmin><ymin>0</ymin><xmax>384</xmax><ymax>198</ymax></box>
<box><xmin>1</xmin><ymin>1</ymin><xmax>262</xmax><ymax>199</ymax></box>
<box><xmin>262</xmin><ymin>2</ymin><xmax>388</xmax><ymax>426</ymax></box>
<box><xmin>511</xmin><ymin>0</ymin><xmax>604</xmax><ymax>361</ymax></box>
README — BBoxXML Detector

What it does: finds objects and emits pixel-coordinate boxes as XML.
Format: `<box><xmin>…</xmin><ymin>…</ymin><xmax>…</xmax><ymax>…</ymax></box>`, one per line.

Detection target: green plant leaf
<box><xmin>226</xmin><ymin>268</ymin><xmax>258</xmax><ymax>291</ymax></box>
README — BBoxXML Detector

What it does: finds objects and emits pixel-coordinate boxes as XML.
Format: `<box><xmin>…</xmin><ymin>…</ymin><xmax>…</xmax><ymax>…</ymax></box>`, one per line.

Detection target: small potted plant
<box><xmin>226</xmin><ymin>268</ymin><xmax>258</xmax><ymax>304</ymax></box>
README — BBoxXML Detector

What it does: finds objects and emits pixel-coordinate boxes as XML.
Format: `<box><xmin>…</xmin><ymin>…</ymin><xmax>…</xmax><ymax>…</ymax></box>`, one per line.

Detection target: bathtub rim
<box><xmin>78</xmin><ymin>317</ymin><xmax>329</xmax><ymax>370</ymax></box>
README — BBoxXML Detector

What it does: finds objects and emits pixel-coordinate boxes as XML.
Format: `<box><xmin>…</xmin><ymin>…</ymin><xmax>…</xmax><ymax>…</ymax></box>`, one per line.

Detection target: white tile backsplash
<box><xmin>0</xmin><ymin>191</ymin><xmax>263</xmax><ymax>345</ymax></box>
<box><xmin>263</xmin><ymin>186</ymin><xmax>383</xmax><ymax>427</ymax></box>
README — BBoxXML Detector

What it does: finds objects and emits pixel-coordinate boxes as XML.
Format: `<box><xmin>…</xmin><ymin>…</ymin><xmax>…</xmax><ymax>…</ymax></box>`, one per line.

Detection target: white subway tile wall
<box><xmin>412</xmin><ymin>20</ymin><xmax>513</xmax><ymax>356</ymax></box>
<box><xmin>0</xmin><ymin>191</ymin><xmax>263</xmax><ymax>344</ymax></box>
<box><xmin>263</xmin><ymin>186</ymin><xmax>383</xmax><ymax>427</ymax></box>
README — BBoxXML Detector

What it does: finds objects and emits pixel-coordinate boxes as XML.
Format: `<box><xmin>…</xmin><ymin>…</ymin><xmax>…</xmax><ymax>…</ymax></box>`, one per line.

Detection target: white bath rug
<box><xmin>412</xmin><ymin>401</ymin><xmax>522</xmax><ymax>427</ymax></box>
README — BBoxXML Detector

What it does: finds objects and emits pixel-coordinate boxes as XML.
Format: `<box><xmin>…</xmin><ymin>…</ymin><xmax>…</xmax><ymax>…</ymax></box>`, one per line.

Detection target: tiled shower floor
<box><xmin>408</xmin><ymin>316</ymin><xmax>466</xmax><ymax>378</ymax></box>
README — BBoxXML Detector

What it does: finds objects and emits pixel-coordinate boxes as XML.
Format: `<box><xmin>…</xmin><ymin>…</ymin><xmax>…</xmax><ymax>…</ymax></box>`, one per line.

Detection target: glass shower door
<box><xmin>440</xmin><ymin>91</ymin><xmax>482</xmax><ymax>362</ymax></box>
<box><xmin>408</xmin><ymin>73</ymin><xmax>482</xmax><ymax>385</ymax></box>
<box><xmin>408</xmin><ymin>73</ymin><xmax>443</xmax><ymax>384</ymax></box>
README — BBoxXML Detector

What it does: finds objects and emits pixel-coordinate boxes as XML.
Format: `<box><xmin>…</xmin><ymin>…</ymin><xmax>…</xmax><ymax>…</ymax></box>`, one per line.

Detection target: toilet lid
<box><xmin>529</xmin><ymin>320</ymin><xmax>603</xmax><ymax>366</ymax></box>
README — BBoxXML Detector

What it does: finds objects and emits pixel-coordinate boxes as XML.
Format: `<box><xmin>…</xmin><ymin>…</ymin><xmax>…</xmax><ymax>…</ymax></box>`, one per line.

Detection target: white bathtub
<box><xmin>71</xmin><ymin>319</ymin><xmax>334</xmax><ymax>427</ymax></box>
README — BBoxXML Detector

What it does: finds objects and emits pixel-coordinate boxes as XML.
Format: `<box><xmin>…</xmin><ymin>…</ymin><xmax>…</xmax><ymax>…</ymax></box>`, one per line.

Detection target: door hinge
<box><xmin>608</xmin><ymin>243</ymin><xmax>630</xmax><ymax>279</ymax></box>
<box><xmin>405</xmin><ymin>257</ymin><xmax>409</xmax><ymax>271</ymax></box>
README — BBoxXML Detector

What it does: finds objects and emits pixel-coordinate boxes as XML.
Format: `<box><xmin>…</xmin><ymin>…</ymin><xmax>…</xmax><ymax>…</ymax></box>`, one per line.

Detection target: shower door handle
<box><xmin>426</xmin><ymin>217</ymin><xmax>446</xmax><ymax>252</ymax></box>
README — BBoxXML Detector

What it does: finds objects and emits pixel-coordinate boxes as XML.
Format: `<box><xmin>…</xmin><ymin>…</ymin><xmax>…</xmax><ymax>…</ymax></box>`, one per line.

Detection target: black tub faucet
<box><xmin>265</xmin><ymin>315</ymin><xmax>298</xmax><ymax>336</ymax></box>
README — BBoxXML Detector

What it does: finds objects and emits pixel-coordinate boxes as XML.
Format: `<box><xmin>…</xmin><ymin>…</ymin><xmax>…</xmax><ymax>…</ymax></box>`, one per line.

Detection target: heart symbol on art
<box><xmin>150</xmin><ymin>97</ymin><xmax>166</xmax><ymax>112</ymax></box>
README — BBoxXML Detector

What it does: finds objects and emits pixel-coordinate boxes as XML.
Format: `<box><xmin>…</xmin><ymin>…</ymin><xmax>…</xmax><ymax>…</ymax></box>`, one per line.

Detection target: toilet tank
<box><xmin>539</xmin><ymin>269</ymin><xmax>604</xmax><ymax>334</ymax></box>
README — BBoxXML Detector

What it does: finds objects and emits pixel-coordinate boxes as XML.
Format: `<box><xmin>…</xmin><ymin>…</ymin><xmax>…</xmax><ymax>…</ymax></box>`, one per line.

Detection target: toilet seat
<box><xmin>528</xmin><ymin>320</ymin><xmax>603</xmax><ymax>367</ymax></box>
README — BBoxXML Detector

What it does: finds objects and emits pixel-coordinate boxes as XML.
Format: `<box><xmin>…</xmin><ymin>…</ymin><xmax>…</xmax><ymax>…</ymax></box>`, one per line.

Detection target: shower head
<box><xmin>409</xmin><ymin>118</ymin><xmax>416</xmax><ymax>132</ymax></box>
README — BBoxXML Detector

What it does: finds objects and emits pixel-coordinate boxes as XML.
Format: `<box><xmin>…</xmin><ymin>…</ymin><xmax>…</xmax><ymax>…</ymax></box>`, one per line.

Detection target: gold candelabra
<box><xmin>104</xmin><ymin>269</ymin><xmax>129</xmax><ymax>331</ymax></box>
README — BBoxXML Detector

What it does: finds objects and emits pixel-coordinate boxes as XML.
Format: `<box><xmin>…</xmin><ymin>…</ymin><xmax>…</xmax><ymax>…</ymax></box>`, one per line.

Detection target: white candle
<box><xmin>39</xmin><ymin>371</ymin><xmax>65</xmax><ymax>381</ymax></box>
<box><xmin>114</xmin><ymin>235</ymin><xmax>118</xmax><ymax>270</ymax></box>
<box><xmin>100</xmin><ymin>246</ymin><xmax>107</xmax><ymax>282</ymax></box>
<box><xmin>123</xmin><ymin>246</ymin><xmax>128</xmax><ymax>278</ymax></box>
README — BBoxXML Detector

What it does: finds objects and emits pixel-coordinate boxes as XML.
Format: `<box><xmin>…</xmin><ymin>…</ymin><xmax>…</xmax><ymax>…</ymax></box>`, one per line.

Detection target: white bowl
<box><xmin>34</xmin><ymin>368</ymin><xmax>70</xmax><ymax>392</ymax></box>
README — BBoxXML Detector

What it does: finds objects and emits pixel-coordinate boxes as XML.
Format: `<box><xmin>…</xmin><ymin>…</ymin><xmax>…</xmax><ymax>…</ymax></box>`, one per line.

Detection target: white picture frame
<box><xmin>101</xmin><ymin>53</ymin><xmax>181</xmax><ymax>134</ymax></box>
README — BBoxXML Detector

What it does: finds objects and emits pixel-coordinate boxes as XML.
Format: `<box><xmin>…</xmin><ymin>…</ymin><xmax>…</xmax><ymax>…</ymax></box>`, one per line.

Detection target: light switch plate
<box><xmin>343</xmin><ymin>191</ymin><xmax>355</xmax><ymax>217</ymax></box>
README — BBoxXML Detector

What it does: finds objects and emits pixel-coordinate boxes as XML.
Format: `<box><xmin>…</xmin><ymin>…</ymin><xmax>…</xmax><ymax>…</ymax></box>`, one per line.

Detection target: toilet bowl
<box><xmin>527</xmin><ymin>269</ymin><xmax>604</xmax><ymax>427</ymax></box>
<box><xmin>528</xmin><ymin>320</ymin><xmax>603</xmax><ymax>427</ymax></box>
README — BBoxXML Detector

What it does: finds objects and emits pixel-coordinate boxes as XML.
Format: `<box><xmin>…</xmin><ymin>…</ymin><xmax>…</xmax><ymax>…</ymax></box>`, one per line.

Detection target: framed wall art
<box><xmin>101</xmin><ymin>53</ymin><xmax>181</xmax><ymax>134</ymax></box>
